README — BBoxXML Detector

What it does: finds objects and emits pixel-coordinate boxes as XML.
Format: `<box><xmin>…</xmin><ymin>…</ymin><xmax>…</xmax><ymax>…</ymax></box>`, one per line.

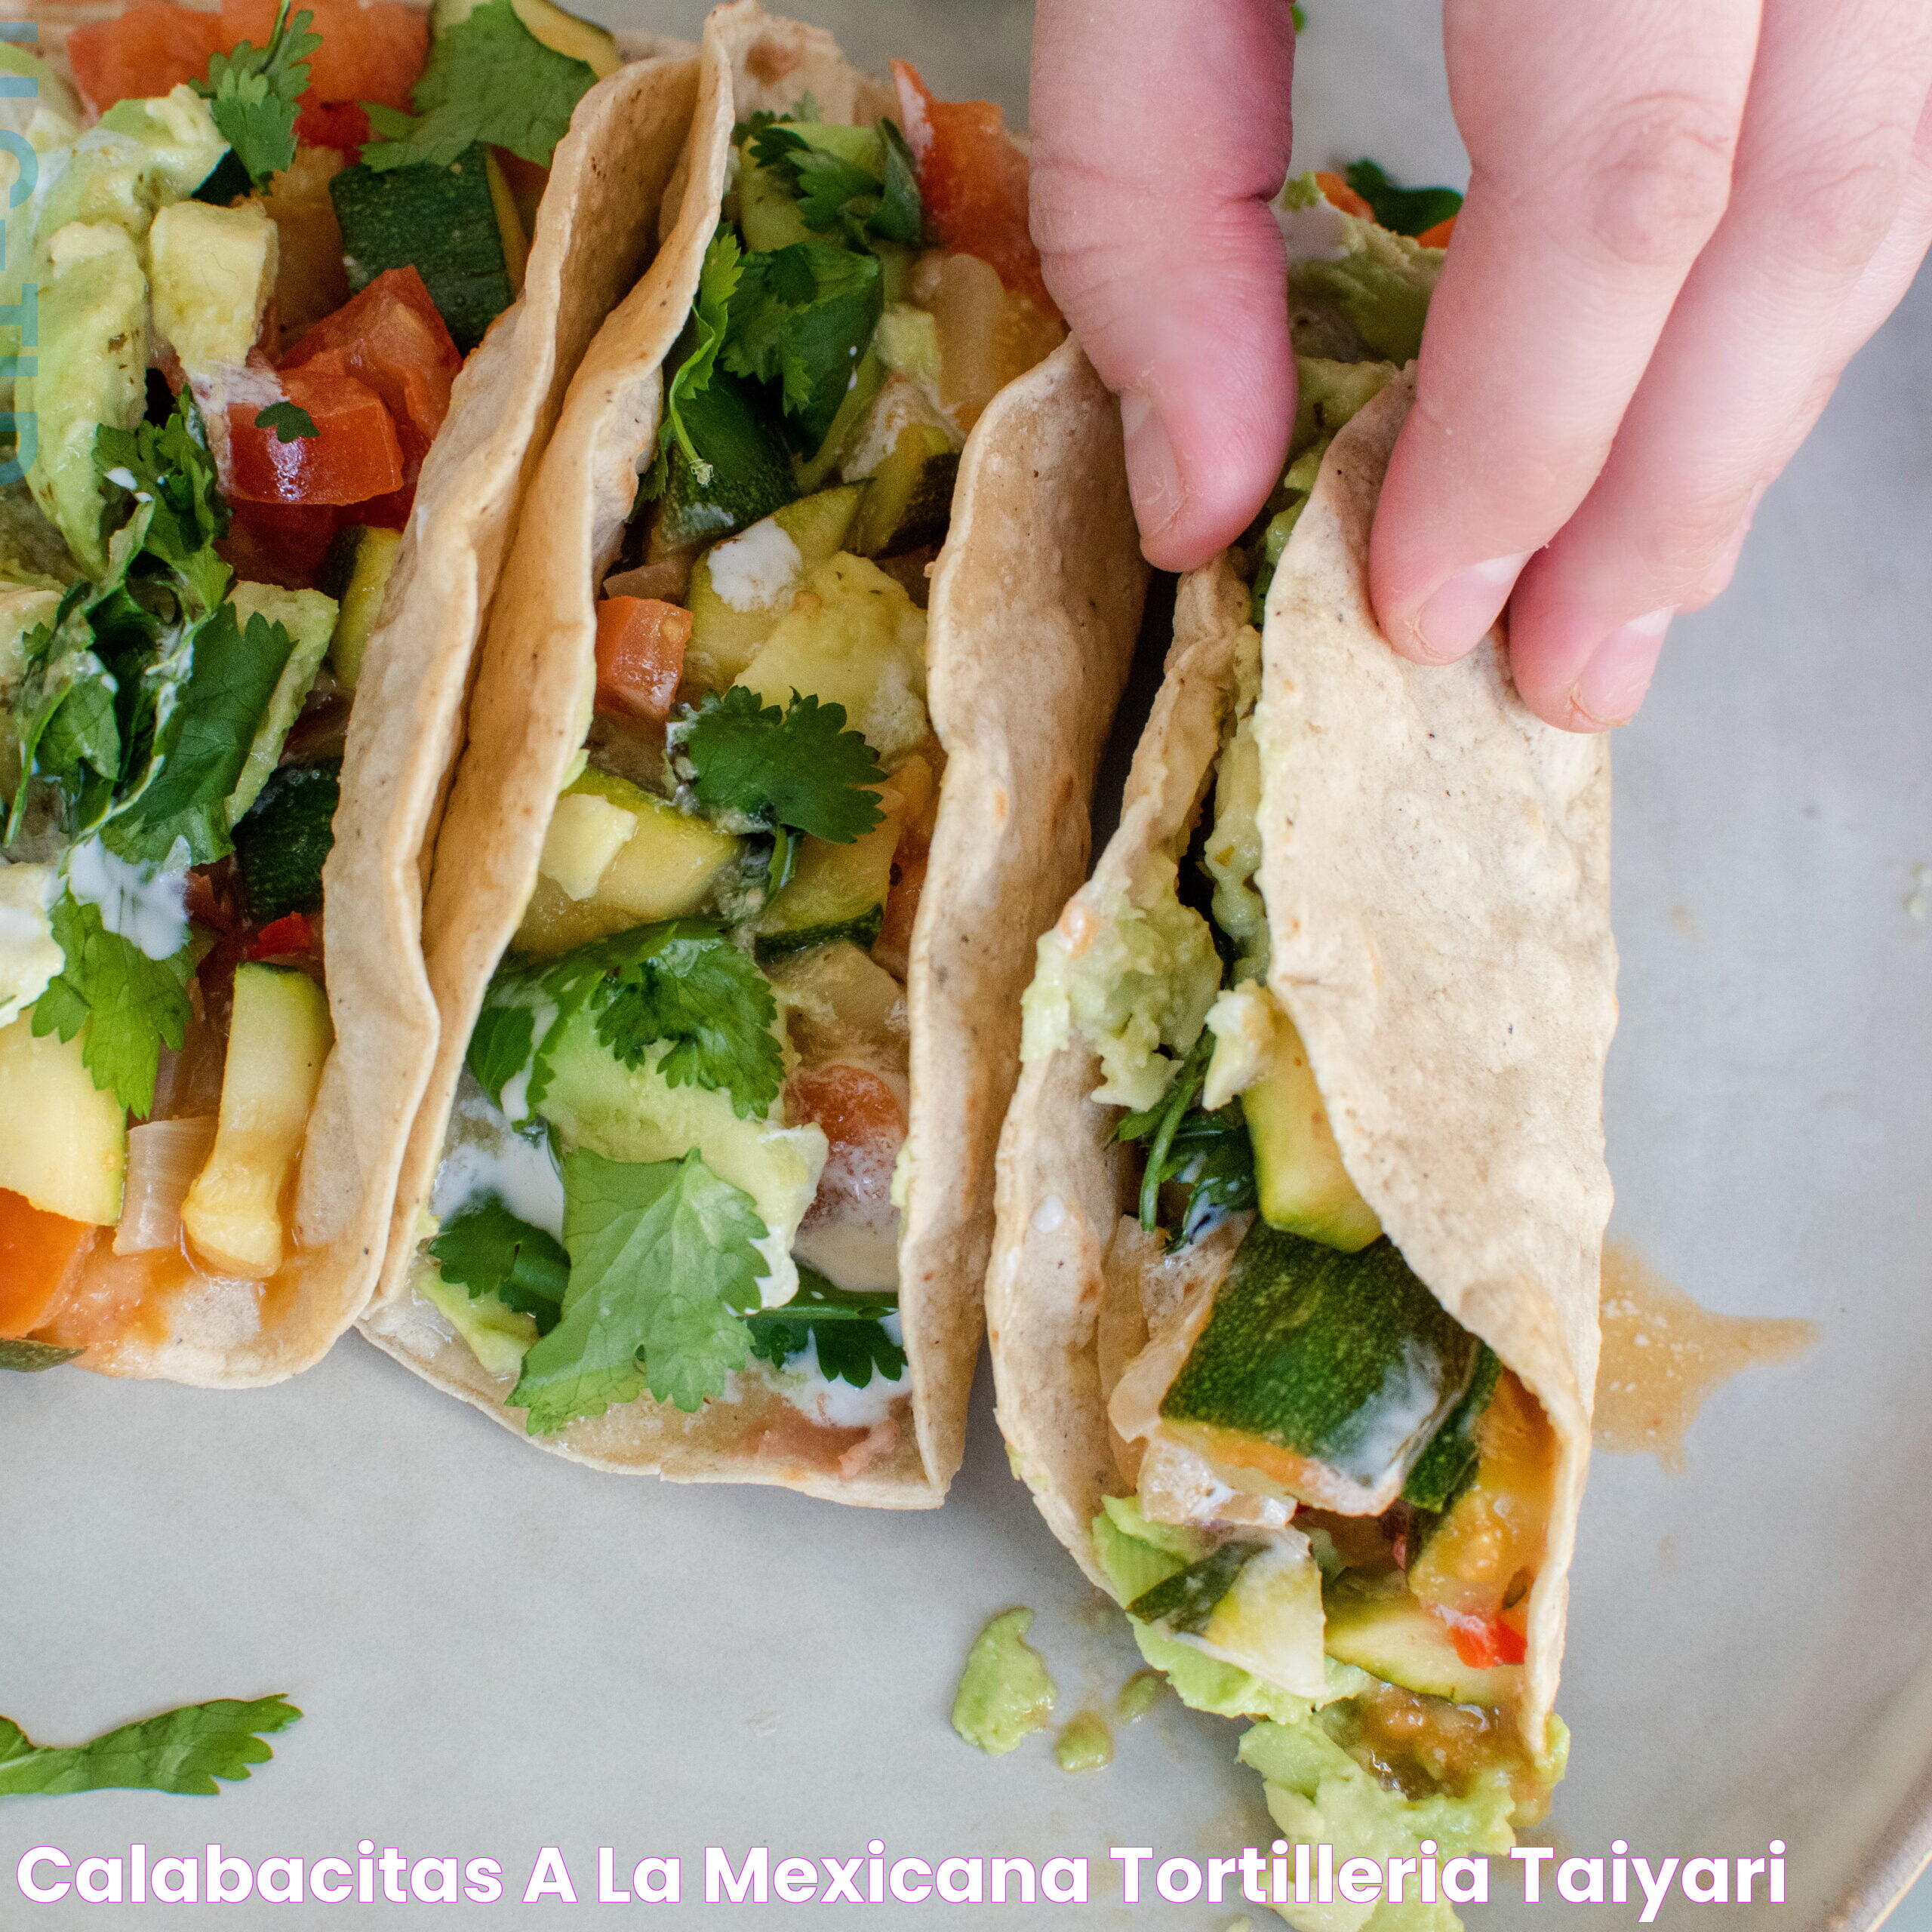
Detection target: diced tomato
<box><xmin>1433</xmin><ymin>1605</ymin><xmax>1527</xmax><ymax>1670</ymax></box>
<box><xmin>296</xmin><ymin>97</ymin><xmax>371</xmax><ymax>157</ymax></box>
<box><xmin>1315</xmin><ymin>171</ymin><xmax>1375</xmax><ymax>220</ymax></box>
<box><xmin>0</xmin><ymin>1190</ymin><xmax>99</xmax><ymax>1340</ymax></box>
<box><xmin>67</xmin><ymin>2</ymin><xmax>223</xmax><ymax>115</ymax></box>
<box><xmin>219</xmin><ymin>0</ymin><xmax>426</xmax><ymax>111</ymax></box>
<box><xmin>281</xmin><ymin>266</ymin><xmax>460</xmax><ymax>476</ymax></box>
<box><xmin>220</xmin><ymin>497</ymin><xmax>346</xmax><ymax>589</ymax></box>
<box><xmin>228</xmin><ymin>359</ymin><xmax>405</xmax><ymax>506</ymax></box>
<box><xmin>891</xmin><ymin>59</ymin><xmax>1056</xmax><ymax>315</ymax></box>
<box><xmin>786</xmin><ymin>1062</ymin><xmax>906</xmax><ymax>1225</ymax></box>
<box><xmin>594</xmin><ymin>597</ymin><xmax>691</xmax><ymax>726</ymax></box>
<box><xmin>1417</xmin><ymin>214</ymin><xmax>1457</xmax><ymax>249</ymax></box>
<box><xmin>247</xmin><ymin>912</ymin><xmax>318</xmax><ymax>960</ymax></box>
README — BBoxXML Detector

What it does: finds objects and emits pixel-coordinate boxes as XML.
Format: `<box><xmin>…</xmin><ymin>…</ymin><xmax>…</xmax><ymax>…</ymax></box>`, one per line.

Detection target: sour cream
<box><xmin>0</xmin><ymin>859</ymin><xmax>60</xmax><ymax>1026</ymax></box>
<box><xmin>706</xmin><ymin>518</ymin><xmax>801</xmax><ymax>612</ymax></box>
<box><xmin>432</xmin><ymin>1077</ymin><xmax>567</xmax><ymax>1239</ymax></box>
<box><xmin>774</xmin><ymin>1311</ymin><xmax>910</xmax><ymax>1430</ymax></box>
<box><xmin>66</xmin><ymin>836</ymin><xmax>189</xmax><ymax>960</ymax></box>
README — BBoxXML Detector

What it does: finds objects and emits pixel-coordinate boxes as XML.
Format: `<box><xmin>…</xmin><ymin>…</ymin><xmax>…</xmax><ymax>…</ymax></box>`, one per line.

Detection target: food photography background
<box><xmin>5</xmin><ymin>0</ymin><xmax>1931</xmax><ymax>1926</ymax></box>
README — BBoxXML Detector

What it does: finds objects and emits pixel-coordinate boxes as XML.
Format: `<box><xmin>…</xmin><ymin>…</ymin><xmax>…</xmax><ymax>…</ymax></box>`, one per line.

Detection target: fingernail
<box><xmin>1120</xmin><ymin>389</ymin><xmax>1186</xmax><ymax>538</ymax></box>
<box><xmin>1411</xmin><ymin>553</ymin><xmax>1532</xmax><ymax>663</ymax></box>
<box><xmin>1571</xmin><ymin>608</ymin><xmax>1673</xmax><ymax>728</ymax></box>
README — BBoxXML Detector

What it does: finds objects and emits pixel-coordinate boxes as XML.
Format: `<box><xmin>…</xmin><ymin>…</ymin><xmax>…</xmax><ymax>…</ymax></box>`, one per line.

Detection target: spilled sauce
<box><xmin>1595</xmin><ymin>1243</ymin><xmax>1817</xmax><ymax>1470</ymax></box>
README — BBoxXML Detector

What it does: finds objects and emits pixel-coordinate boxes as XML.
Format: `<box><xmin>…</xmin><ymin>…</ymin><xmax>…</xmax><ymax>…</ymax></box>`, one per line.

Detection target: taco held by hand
<box><xmin>988</xmin><ymin>177</ymin><xmax>1617</xmax><ymax>1918</ymax></box>
<box><xmin>359</xmin><ymin>1</ymin><xmax>1144</xmax><ymax>1503</ymax></box>
<box><xmin>0</xmin><ymin>0</ymin><xmax>695</xmax><ymax>1380</ymax></box>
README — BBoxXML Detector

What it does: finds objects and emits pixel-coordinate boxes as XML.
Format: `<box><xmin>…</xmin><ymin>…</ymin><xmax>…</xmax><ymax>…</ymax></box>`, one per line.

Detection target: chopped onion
<box><xmin>115</xmin><ymin>1117</ymin><xmax>217</xmax><ymax>1256</ymax></box>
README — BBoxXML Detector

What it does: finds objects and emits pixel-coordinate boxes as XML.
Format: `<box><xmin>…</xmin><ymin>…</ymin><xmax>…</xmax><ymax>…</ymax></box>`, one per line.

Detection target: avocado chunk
<box><xmin>952</xmin><ymin>1608</ymin><xmax>1057</xmax><ymax>1756</ymax></box>
<box><xmin>23</xmin><ymin>223</ymin><xmax>148</xmax><ymax>576</ymax></box>
<box><xmin>181</xmin><ymin>964</ymin><xmax>332</xmax><ymax>1278</ymax></box>
<box><xmin>0</xmin><ymin>1011</ymin><xmax>127</xmax><ymax>1226</ymax></box>
<box><xmin>330</xmin><ymin>144</ymin><xmax>515</xmax><ymax>352</ymax></box>
<box><xmin>233</xmin><ymin>761</ymin><xmax>341</xmax><ymax>922</ymax></box>
<box><xmin>323</xmin><ymin>525</ymin><xmax>403</xmax><ymax>692</ymax></box>
<box><xmin>148</xmin><ymin>199</ymin><xmax>278</xmax><ymax>376</ymax></box>
<box><xmin>1241</xmin><ymin>1003</ymin><xmax>1382</xmax><ymax>1251</ymax></box>
<box><xmin>226</xmin><ymin>581</ymin><xmax>339</xmax><ymax>825</ymax></box>
<box><xmin>684</xmin><ymin>483</ymin><xmax>866</xmax><ymax>689</ymax></box>
<box><xmin>1158</xmin><ymin>1220</ymin><xmax>1479</xmax><ymax>1515</ymax></box>
<box><xmin>515</xmin><ymin>771</ymin><xmax>741</xmax><ymax>956</ymax></box>
<box><xmin>1322</xmin><ymin>1572</ymin><xmax>1518</xmax><ymax>1706</ymax></box>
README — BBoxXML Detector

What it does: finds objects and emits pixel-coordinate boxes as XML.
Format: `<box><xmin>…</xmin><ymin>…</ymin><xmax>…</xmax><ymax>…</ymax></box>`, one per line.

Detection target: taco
<box><xmin>0</xmin><ymin>0</ymin><xmax>696</xmax><ymax>1381</ymax></box>
<box><xmin>358</xmin><ymin>0</ymin><xmax>1144</xmax><ymax>1505</ymax></box>
<box><xmin>987</xmin><ymin>177</ymin><xmax>1617</xmax><ymax>1915</ymax></box>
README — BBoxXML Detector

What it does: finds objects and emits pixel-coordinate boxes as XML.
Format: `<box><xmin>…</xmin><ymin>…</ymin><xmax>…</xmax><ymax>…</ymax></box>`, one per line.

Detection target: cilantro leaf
<box><xmin>589</xmin><ymin>919</ymin><xmax>783</xmax><ymax>1120</ymax></box>
<box><xmin>358</xmin><ymin>0</ymin><xmax>596</xmax><ymax>172</ymax></box>
<box><xmin>1343</xmin><ymin>158</ymin><xmax>1463</xmax><ymax>239</ymax></box>
<box><xmin>0</xmin><ymin>1696</ymin><xmax>301</xmax><ymax>1799</ymax></box>
<box><xmin>194</xmin><ymin>0</ymin><xmax>320</xmax><ymax>189</ymax></box>
<box><xmin>97</xmin><ymin>398</ymin><xmax>232</xmax><ymax>616</ymax></box>
<box><xmin>745</xmin><ymin>1267</ymin><xmax>906</xmax><ymax>1387</ymax></box>
<box><xmin>32</xmin><ymin>891</ymin><xmax>194</xmax><ymax>1117</ymax></box>
<box><xmin>675</xmin><ymin>687</ymin><xmax>884</xmax><ymax>845</ymax></box>
<box><xmin>509</xmin><ymin>1147</ymin><xmax>768</xmax><ymax>1429</ymax></box>
<box><xmin>254</xmin><ymin>401</ymin><xmax>316</xmax><ymax>443</ymax></box>
<box><xmin>750</xmin><ymin>120</ymin><xmax>921</xmax><ymax>248</ymax></box>
<box><xmin>651</xmin><ymin>227</ymin><xmax>744</xmax><ymax>487</ymax></box>
<box><xmin>0</xmin><ymin>1338</ymin><xmax>83</xmax><ymax>1373</ymax></box>
<box><xmin>720</xmin><ymin>240</ymin><xmax>883</xmax><ymax>453</ymax></box>
<box><xmin>466</xmin><ymin>995</ymin><xmax>536</xmax><ymax>1112</ymax></box>
<box><xmin>429</xmin><ymin>1195</ymin><xmax>568</xmax><ymax>1328</ymax></box>
<box><xmin>1116</xmin><ymin>1027</ymin><xmax>1257</xmax><ymax>1250</ymax></box>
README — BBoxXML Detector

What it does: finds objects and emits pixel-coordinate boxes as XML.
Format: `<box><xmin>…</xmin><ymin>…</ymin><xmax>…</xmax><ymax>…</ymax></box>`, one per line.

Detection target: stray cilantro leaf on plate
<box><xmin>32</xmin><ymin>891</ymin><xmax>192</xmax><ymax>1118</ymax></box>
<box><xmin>676</xmin><ymin>686</ymin><xmax>884</xmax><ymax>845</ymax></box>
<box><xmin>0</xmin><ymin>1696</ymin><xmax>301</xmax><ymax>1800</ymax></box>
<box><xmin>358</xmin><ymin>0</ymin><xmax>597</xmax><ymax>172</ymax></box>
<box><xmin>194</xmin><ymin>0</ymin><xmax>319</xmax><ymax>189</ymax></box>
<box><xmin>589</xmin><ymin>920</ymin><xmax>783</xmax><ymax>1120</ymax></box>
<box><xmin>509</xmin><ymin>1147</ymin><xmax>769</xmax><ymax>1430</ymax></box>
<box><xmin>0</xmin><ymin>1338</ymin><xmax>84</xmax><ymax>1373</ymax></box>
<box><xmin>254</xmin><ymin>401</ymin><xmax>317</xmax><ymax>444</ymax></box>
<box><xmin>1342</xmin><ymin>158</ymin><xmax>1463</xmax><ymax>238</ymax></box>
<box><xmin>429</xmin><ymin>1195</ymin><xmax>568</xmax><ymax>1329</ymax></box>
<box><xmin>746</xmin><ymin>1266</ymin><xmax>906</xmax><ymax>1387</ymax></box>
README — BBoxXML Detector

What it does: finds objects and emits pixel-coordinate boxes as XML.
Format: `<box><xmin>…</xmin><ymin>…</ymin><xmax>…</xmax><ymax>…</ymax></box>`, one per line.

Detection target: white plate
<box><xmin>5</xmin><ymin>5</ymin><xmax>1930</xmax><ymax>1927</ymax></box>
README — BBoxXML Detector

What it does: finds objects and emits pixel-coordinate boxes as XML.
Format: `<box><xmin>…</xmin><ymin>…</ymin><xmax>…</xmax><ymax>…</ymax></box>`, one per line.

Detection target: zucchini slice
<box><xmin>1322</xmin><ymin>1572</ymin><xmax>1518</xmax><ymax>1707</ymax></box>
<box><xmin>1127</xmin><ymin>1539</ymin><xmax>1261</xmax><ymax>1633</ymax></box>
<box><xmin>658</xmin><ymin>374</ymin><xmax>797</xmax><ymax>550</ymax></box>
<box><xmin>1158</xmin><ymin>1221</ymin><xmax>1479</xmax><ymax>1515</ymax></box>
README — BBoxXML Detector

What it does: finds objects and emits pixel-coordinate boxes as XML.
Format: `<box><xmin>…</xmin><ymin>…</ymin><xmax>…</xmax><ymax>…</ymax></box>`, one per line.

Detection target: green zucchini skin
<box><xmin>1402</xmin><ymin>1343</ymin><xmax>1500</xmax><ymax>1513</ymax></box>
<box><xmin>1160</xmin><ymin>1222</ymin><xmax>1478</xmax><ymax>1505</ymax></box>
<box><xmin>1126</xmin><ymin>1539</ymin><xmax>1262</xmax><ymax>1633</ymax></box>
<box><xmin>657</xmin><ymin>373</ymin><xmax>798</xmax><ymax>548</ymax></box>
<box><xmin>752</xmin><ymin>908</ymin><xmax>884</xmax><ymax>964</ymax></box>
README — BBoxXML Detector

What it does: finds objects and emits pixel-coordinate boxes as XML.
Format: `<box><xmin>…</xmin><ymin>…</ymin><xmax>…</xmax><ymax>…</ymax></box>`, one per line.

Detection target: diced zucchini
<box><xmin>1241</xmin><ymin>1004</ymin><xmax>1382</xmax><ymax>1251</ymax></box>
<box><xmin>1128</xmin><ymin>1538</ymin><xmax>1260</xmax><ymax>1632</ymax></box>
<box><xmin>754</xmin><ymin>812</ymin><xmax>900</xmax><ymax>959</ymax></box>
<box><xmin>331</xmin><ymin>144</ymin><xmax>515</xmax><ymax>352</ymax></box>
<box><xmin>181</xmin><ymin>965</ymin><xmax>333</xmax><ymax>1279</ymax></box>
<box><xmin>766</xmin><ymin>941</ymin><xmax>905</xmax><ymax>1056</ymax></box>
<box><xmin>1403</xmin><ymin>1343</ymin><xmax>1500</xmax><ymax>1513</ymax></box>
<box><xmin>324</xmin><ymin>525</ymin><xmax>404</xmax><ymax>693</ymax></box>
<box><xmin>684</xmin><ymin>484</ymin><xmax>866</xmax><ymax>690</ymax></box>
<box><xmin>513</xmin><ymin>772</ymin><xmax>740</xmax><ymax>956</ymax></box>
<box><xmin>1321</xmin><ymin>1573</ymin><xmax>1517</xmax><ymax>1706</ymax></box>
<box><xmin>431</xmin><ymin>0</ymin><xmax>620</xmax><ymax>75</ymax></box>
<box><xmin>734</xmin><ymin>553</ymin><xmax>930</xmax><ymax>765</ymax></box>
<box><xmin>848</xmin><ymin>422</ymin><xmax>958</xmax><ymax>556</ymax></box>
<box><xmin>1198</xmin><ymin>1540</ymin><xmax>1328</xmax><ymax>1698</ymax></box>
<box><xmin>656</xmin><ymin>374</ymin><xmax>797</xmax><ymax>551</ymax></box>
<box><xmin>0</xmin><ymin>1014</ymin><xmax>126</xmax><ymax>1226</ymax></box>
<box><xmin>484</xmin><ymin>147</ymin><xmax>528</xmax><ymax>297</ymax></box>
<box><xmin>538</xmin><ymin>789</ymin><xmax>636</xmax><ymax>900</ymax></box>
<box><xmin>1158</xmin><ymin>1220</ymin><xmax>1480</xmax><ymax>1515</ymax></box>
<box><xmin>233</xmin><ymin>761</ymin><xmax>342</xmax><ymax>922</ymax></box>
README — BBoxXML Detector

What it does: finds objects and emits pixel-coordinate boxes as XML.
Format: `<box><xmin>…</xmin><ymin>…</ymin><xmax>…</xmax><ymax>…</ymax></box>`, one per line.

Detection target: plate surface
<box><xmin>5</xmin><ymin>3</ymin><xmax>1932</xmax><ymax>1927</ymax></box>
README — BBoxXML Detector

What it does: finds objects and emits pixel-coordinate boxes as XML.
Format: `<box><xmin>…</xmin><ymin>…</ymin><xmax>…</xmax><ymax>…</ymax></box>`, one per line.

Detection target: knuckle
<box><xmin>1762</xmin><ymin>148</ymin><xmax>1906</xmax><ymax>278</ymax></box>
<box><xmin>1568</xmin><ymin>91</ymin><xmax>1740</xmax><ymax>271</ymax></box>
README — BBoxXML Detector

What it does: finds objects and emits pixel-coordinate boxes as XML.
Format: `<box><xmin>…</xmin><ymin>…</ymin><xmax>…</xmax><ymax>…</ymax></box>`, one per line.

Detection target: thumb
<box><xmin>1029</xmin><ymin>0</ymin><xmax>1297</xmax><ymax>571</ymax></box>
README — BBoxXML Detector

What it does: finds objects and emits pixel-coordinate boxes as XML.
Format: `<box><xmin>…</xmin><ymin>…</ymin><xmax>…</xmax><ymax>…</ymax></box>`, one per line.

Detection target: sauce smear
<box><xmin>1595</xmin><ymin>1242</ymin><xmax>1817</xmax><ymax>1470</ymax></box>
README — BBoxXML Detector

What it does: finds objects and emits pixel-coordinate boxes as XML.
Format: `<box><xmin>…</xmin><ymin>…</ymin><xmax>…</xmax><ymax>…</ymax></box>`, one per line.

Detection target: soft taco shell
<box><xmin>987</xmin><ymin>371</ymin><xmax>1615</xmax><ymax>1737</ymax></box>
<box><xmin>360</xmin><ymin>0</ymin><xmax>1145</xmax><ymax>1505</ymax></box>
<box><xmin>13</xmin><ymin>1</ymin><xmax>700</xmax><ymax>1383</ymax></box>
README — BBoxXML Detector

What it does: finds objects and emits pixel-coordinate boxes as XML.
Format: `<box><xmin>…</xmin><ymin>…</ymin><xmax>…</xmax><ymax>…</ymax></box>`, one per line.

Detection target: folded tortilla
<box><xmin>988</xmin><ymin>369</ymin><xmax>1614</xmax><ymax>1834</ymax></box>
<box><xmin>3</xmin><ymin>0</ymin><xmax>698</xmax><ymax>1384</ymax></box>
<box><xmin>359</xmin><ymin>0</ymin><xmax>1145</xmax><ymax>1503</ymax></box>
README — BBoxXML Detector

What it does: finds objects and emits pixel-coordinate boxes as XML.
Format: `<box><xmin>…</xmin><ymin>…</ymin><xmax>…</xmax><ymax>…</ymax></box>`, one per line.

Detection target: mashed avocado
<box><xmin>952</xmin><ymin>1607</ymin><xmax>1057</xmax><ymax>1756</ymax></box>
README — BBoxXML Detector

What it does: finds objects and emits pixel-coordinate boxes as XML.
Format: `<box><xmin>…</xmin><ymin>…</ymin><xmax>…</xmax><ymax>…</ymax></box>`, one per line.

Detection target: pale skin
<box><xmin>1031</xmin><ymin>0</ymin><xmax>1932</xmax><ymax>731</ymax></box>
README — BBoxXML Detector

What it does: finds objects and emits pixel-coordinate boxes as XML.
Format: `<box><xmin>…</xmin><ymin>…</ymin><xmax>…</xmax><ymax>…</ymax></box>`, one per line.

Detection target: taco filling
<box><xmin>0</xmin><ymin>0</ymin><xmax>611</xmax><ymax>1367</ymax></box>
<box><xmin>409</xmin><ymin>60</ymin><xmax>1063</xmax><ymax>1470</ymax></box>
<box><xmin>1017</xmin><ymin>174</ymin><xmax>1567</xmax><ymax>1922</ymax></box>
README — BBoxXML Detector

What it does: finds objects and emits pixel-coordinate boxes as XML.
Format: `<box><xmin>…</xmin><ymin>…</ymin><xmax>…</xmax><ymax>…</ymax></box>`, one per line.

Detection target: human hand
<box><xmin>1029</xmin><ymin>0</ymin><xmax>1932</xmax><ymax>734</ymax></box>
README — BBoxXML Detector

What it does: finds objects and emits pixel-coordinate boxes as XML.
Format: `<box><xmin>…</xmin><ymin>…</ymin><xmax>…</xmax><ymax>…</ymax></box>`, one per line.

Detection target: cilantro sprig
<box><xmin>360</xmin><ymin>0</ymin><xmax>597</xmax><ymax>172</ymax></box>
<box><xmin>1116</xmin><ymin>1029</ymin><xmax>1258</xmax><ymax>1251</ymax></box>
<box><xmin>509</xmin><ymin>1147</ymin><xmax>769</xmax><ymax>1429</ymax></box>
<box><xmin>746</xmin><ymin>1268</ymin><xmax>906</xmax><ymax>1387</ymax></box>
<box><xmin>429</xmin><ymin>1195</ymin><xmax>568</xmax><ymax>1327</ymax></box>
<box><xmin>194</xmin><ymin>0</ymin><xmax>320</xmax><ymax>190</ymax></box>
<box><xmin>655</xmin><ymin>229</ymin><xmax>743</xmax><ymax>487</ymax></box>
<box><xmin>0</xmin><ymin>1696</ymin><xmax>300</xmax><ymax>1800</ymax></box>
<box><xmin>749</xmin><ymin>119</ymin><xmax>921</xmax><ymax>248</ymax></box>
<box><xmin>675</xmin><ymin>687</ymin><xmax>885</xmax><ymax>845</ymax></box>
<box><xmin>1343</xmin><ymin>158</ymin><xmax>1463</xmax><ymax>239</ymax></box>
<box><xmin>254</xmin><ymin>401</ymin><xmax>317</xmax><ymax>444</ymax></box>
